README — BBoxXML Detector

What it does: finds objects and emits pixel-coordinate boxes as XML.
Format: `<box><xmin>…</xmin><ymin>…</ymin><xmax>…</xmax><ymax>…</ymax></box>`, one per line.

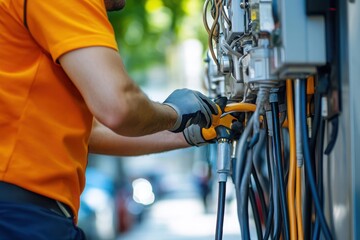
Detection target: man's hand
<box><xmin>163</xmin><ymin>89</ymin><xmax>219</xmax><ymax>132</ymax></box>
<box><xmin>183</xmin><ymin>125</ymin><xmax>216</xmax><ymax>147</ymax></box>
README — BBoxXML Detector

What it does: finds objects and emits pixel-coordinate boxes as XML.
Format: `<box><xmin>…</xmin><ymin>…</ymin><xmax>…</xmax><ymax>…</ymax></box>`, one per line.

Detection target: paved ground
<box><xmin>117</xmin><ymin>193</ymin><xmax>257</xmax><ymax>240</ymax></box>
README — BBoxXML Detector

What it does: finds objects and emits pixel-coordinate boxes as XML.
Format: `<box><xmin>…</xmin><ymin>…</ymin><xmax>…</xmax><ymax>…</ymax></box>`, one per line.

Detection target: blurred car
<box><xmin>78</xmin><ymin>167</ymin><xmax>119</xmax><ymax>240</ymax></box>
<box><xmin>78</xmin><ymin>167</ymin><xmax>160</xmax><ymax>239</ymax></box>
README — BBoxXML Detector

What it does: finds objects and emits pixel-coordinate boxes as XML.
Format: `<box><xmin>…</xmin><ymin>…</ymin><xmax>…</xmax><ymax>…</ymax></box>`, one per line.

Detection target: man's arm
<box><xmin>88</xmin><ymin>119</ymin><xmax>189</xmax><ymax>156</ymax></box>
<box><xmin>59</xmin><ymin>46</ymin><xmax>178</xmax><ymax>136</ymax></box>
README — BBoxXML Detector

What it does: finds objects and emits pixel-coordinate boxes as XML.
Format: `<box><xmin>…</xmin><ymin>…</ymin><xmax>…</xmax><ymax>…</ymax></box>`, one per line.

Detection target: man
<box><xmin>0</xmin><ymin>0</ymin><xmax>217</xmax><ymax>238</ymax></box>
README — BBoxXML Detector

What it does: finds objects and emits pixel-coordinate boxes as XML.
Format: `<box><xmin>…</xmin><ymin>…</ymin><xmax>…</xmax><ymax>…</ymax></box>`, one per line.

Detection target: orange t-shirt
<box><xmin>0</xmin><ymin>0</ymin><xmax>118</xmax><ymax>221</ymax></box>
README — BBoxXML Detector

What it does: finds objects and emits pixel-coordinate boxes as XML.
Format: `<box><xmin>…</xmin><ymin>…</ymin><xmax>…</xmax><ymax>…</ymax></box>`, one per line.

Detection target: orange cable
<box><xmin>286</xmin><ymin>80</ymin><xmax>297</xmax><ymax>240</ymax></box>
<box><xmin>296</xmin><ymin>167</ymin><xmax>304</xmax><ymax>240</ymax></box>
<box><xmin>224</xmin><ymin>102</ymin><xmax>257</xmax><ymax>113</ymax></box>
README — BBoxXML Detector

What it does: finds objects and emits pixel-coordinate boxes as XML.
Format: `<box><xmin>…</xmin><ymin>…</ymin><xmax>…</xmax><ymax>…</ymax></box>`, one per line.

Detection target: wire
<box><xmin>235</xmin><ymin>88</ymin><xmax>267</xmax><ymax>239</ymax></box>
<box><xmin>268</xmin><ymin>137</ymin><xmax>281</xmax><ymax>240</ymax></box>
<box><xmin>324</xmin><ymin>116</ymin><xmax>339</xmax><ymax>155</ymax></box>
<box><xmin>252</xmin><ymin>164</ymin><xmax>268</xmax><ymax>224</ymax></box>
<box><xmin>215</xmin><ymin>181</ymin><xmax>227</xmax><ymax>240</ymax></box>
<box><xmin>309</xmin><ymin>90</ymin><xmax>321</xmax><ymax>149</ymax></box>
<box><xmin>263</xmin><ymin>195</ymin><xmax>274</xmax><ymax>240</ymax></box>
<box><xmin>263</xmin><ymin>122</ymin><xmax>274</xmax><ymax>239</ymax></box>
<box><xmin>270</xmin><ymin>94</ymin><xmax>290</xmax><ymax>240</ymax></box>
<box><xmin>249</xmin><ymin>183</ymin><xmax>263</xmax><ymax>239</ymax></box>
<box><xmin>203</xmin><ymin>0</ymin><xmax>212</xmax><ymax>34</ymax></box>
<box><xmin>238</xmin><ymin>148</ymin><xmax>253</xmax><ymax>240</ymax></box>
<box><xmin>221</xmin><ymin>5</ymin><xmax>231</xmax><ymax>27</ymax></box>
<box><xmin>296</xmin><ymin>167</ymin><xmax>304</xmax><ymax>240</ymax></box>
<box><xmin>299</xmin><ymin>80</ymin><xmax>333</xmax><ymax>240</ymax></box>
<box><xmin>312</xmin><ymin>117</ymin><xmax>325</xmax><ymax>240</ymax></box>
<box><xmin>313</xmin><ymin>113</ymin><xmax>325</xmax><ymax>239</ymax></box>
<box><xmin>224</xmin><ymin>102</ymin><xmax>257</xmax><ymax>114</ymax></box>
<box><xmin>208</xmin><ymin>0</ymin><xmax>222</xmax><ymax>69</ymax></box>
<box><xmin>286</xmin><ymin>80</ymin><xmax>298</xmax><ymax>240</ymax></box>
<box><xmin>295</xmin><ymin>79</ymin><xmax>311</xmax><ymax>240</ymax></box>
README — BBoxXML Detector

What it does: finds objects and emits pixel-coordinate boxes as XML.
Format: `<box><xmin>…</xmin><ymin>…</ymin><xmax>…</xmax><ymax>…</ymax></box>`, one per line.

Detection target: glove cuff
<box><xmin>183</xmin><ymin>125</ymin><xmax>208</xmax><ymax>147</ymax></box>
<box><xmin>163</xmin><ymin>103</ymin><xmax>182</xmax><ymax>132</ymax></box>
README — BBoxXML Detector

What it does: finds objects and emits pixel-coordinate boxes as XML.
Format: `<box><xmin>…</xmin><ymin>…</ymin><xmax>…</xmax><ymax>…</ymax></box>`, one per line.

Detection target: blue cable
<box><xmin>300</xmin><ymin>80</ymin><xmax>333</xmax><ymax>240</ymax></box>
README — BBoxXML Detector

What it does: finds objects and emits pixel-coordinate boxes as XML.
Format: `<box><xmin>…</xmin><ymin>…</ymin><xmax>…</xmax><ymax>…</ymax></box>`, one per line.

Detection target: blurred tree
<box><xmin>107</xmin><ymin>0</ymin><xmax>207</xmax><ymax>85</ymax></box>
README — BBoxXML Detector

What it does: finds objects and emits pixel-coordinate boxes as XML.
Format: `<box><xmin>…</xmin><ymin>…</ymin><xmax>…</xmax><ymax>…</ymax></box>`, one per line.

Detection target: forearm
<box><xmin>59</xmin><ymin>47</ymin><xmax>177</xmax><ymax>137</ymax></box>
<box><xmin>114</xmin><ymin>84</ymin><xmax>178</xmax><ymax>136</ymax></box>
<box><xmin>88</xmin><ymin>120</ymin><xmax>190</xmax><ymax>156</ymax></box>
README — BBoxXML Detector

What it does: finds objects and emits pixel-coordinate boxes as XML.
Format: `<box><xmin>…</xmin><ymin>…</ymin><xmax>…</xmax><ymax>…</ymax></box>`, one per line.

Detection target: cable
<box><xmin>268</xmin><ymin>137</ymin><xmax>281</xmax><ymax>240</ymax></box>
<box><xmin>270</xmin><ymin>93</ymin><xmax>290</xmax><ymax>240</ymax></box>
<box><xmin>312</xmin><ymin>114</ymin><xmax>326</xmax><ymax>240</ymax></box>
<box><xmin>249</xmin><ymin>183</ymin><xmax>263</xmax><ymax>239</ymax></box>
<box><xmin>215</xmin><ymin>134</ymin><xmax>231</xmax><ymax>240</ymax></box>
<box><xmin>208</xmin><ymin>0</ymin><xmax>222</xmax><ymax>69</ymax></box>
<box><xmin>235</xmin><ymin>89</ymin><xmax>268</xmax><ymax>239</ymax></box>
<box><xmin>299</xmin><ymin>80</ymin><xmax>333</xmax><ymax>240</ymax></box>
<box><xmin>263</xmin><ymin>123</ymin><xmax>274</xmax><ymax>239</ymax></box>
<box><xmin>263</xmin><ymin>195</ymin><xmax>274</xmax><ymax>240</ymax></box>
<box><xmin>296</xmin><ymin>167</ymin><xmax>304</xmax><ymax>240</ymax></box>
<box><xmin>309</xmin><ymin>90</ymin><xmax>321</xmax><ymax>149</ymax></box>
<box><xmin>215</xmin><ymin>181</ymin><xmax>226</xmax><ymax>240</ymax></box>
<box><xmin>324</xmin><ymin>116</ymin><xmax>339</xmax><ymax>155</ymax></box>
<box><xmin>238</xmin><ymin>148</ymin><xmax>253</xmax><ymax>240</ymax></box>
<box><xmin>224</xmin><ymin>102</ymin><xmax>257</xmax><ymax>114</ymax></box>
<box><xmin>286</xmin><ymin>80</ymin><xmax>298</xmax><ymax>240</ymax></box>
<box><xmin>251</xmin><ymin>164</ymin><xmax>268</xmax><ymax>224</ymax></box>
<box><xmin>203</xmin><ymin>0</ymin><xmax>212</xmax><ymax>34</ymax></box>
<box><xmin>294</xmin><ymin>79</ymin><xmax>311</xmax><ymax>239</ymax></box>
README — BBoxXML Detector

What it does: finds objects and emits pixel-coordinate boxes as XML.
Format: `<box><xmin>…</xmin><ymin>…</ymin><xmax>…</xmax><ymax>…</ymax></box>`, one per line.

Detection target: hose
<box><xmin>215</xmin><ymin>181</ymin><xmax>227</xmax><ymax>240</ymax></box>
<box><xmin>270</xmin><ymin>93</ymin><xmax>290</xmax><ymax>240</ymax></box>
<box><xmin>286</xmin><ymin>80</ymin><xmax>298</xmax><ymax>240</ymax></box>
<box><xmin>299</xmin><ymin>80</ymin><xmax>333</xmax><ymax>240</ymax></box>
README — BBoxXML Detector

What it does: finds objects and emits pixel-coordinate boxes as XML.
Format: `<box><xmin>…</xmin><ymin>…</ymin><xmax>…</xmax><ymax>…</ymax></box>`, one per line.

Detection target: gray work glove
<box><xmin>163</xmin><ymin>89</ymin><xmax>219</xmax><ymax>133</ymax></box>
<box><xmin>183</xmin><ymin>124</ymin><xmax>216</xmax><ymax>147</ymax></box>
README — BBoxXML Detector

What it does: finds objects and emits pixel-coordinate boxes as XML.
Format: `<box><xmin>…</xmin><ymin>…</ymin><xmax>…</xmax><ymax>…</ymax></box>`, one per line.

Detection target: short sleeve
<box><xmin>26</xmin><ymin>0</ymin><xmax>118</xmax><ymax>62</ymax></box>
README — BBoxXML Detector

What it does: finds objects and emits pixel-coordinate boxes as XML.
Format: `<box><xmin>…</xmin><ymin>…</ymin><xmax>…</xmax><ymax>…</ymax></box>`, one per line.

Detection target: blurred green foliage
<box><xmin>107</xmin><ymin>0</ymin><xmax>207</xmax><ymax>85</ymax></box>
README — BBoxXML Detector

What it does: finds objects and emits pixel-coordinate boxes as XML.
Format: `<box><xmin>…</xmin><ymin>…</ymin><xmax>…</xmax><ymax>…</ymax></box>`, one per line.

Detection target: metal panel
<box><xmin>324</xmin><ymin>0</ymin><xmax>360</xmax><ymax>239</ymax></box>
<box><xmin>348</xmin><ymin>0</ymin><xmax>360</xmax><ymax>238</ymax></box>
<box><xmin>273</xmin><ymin>0</ymin><xmax>326</xmax><ymax>78</ymax></box>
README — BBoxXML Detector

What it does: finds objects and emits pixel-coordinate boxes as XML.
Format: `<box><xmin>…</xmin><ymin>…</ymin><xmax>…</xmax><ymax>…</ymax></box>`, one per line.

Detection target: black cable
<box><xmin>300</xmin><ymin>80</ymin><xmax>333</xmax><ymax>240</ymax></box>
<box><xmin>268</xmin><ymin>136</ymin><xmax>281</xmax><ymax>240</ymax></box>
<box><xmin>249</xmin><ymin>183</ymin><xmax>263</xmax><ymax>239</ymax></box>
<box><xmin>251</xmin><ymin>164</ymin><xmax>268</xmax><ymax>222</ymax></box>
<box><xmin>235</xmin><ymin>139</ymin><xmax>249</xmax><ymax>225</ymax></box>
<box><xmin>312</xmin><ymin>116</ymin><xmax>326</xmax><ymax>240</ymax></box>
<box><xmin>263</xmin><ymin>194</ymin><xmax>274</xmax><ymax>240</ymax></box>
<box><xmin>324</xmin><ymin>116</ymin><xmax>339</xmax><ymax>155</ymax></box>
<box><xmin>253</xmin><ymin>129</ymin><xmax>270</xmax><ymax>196</ymax></box>
<box><xmin>270</xmin><ymin>98</ymin><xmax>290</xmax><ymax>240</ymax></box>
<box><xmin>299</xmin><ymin>77</ymin><xmax>312</xmax><ymax>240</ymax></box>
<box><xmin>263</xmin><ymin>131</ymin><xmax>274</xmax><ymax>240</ymax></box>
<box><xmin>311</xmin><ymin>92</ymin><xmax>322</xmax><ymax>240</ymax></box>
<box><xmin>239</xmin><ymin>148</ymin><xmax>254</xmax><ymax>240</ymax></box>
<box><xmin>310</xmin><ymin>91</ymin><xmax>322</xmax><ymax>149</ymax></box>
<box><xmin>215</xmin><ymin>181</ymin><xmax>226</xmax><ymax>240</ymax></box>
<box><xmin>272</xmin><ymin>0</ymin><xmax>279</xmax><ymax>24</ymax></box>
